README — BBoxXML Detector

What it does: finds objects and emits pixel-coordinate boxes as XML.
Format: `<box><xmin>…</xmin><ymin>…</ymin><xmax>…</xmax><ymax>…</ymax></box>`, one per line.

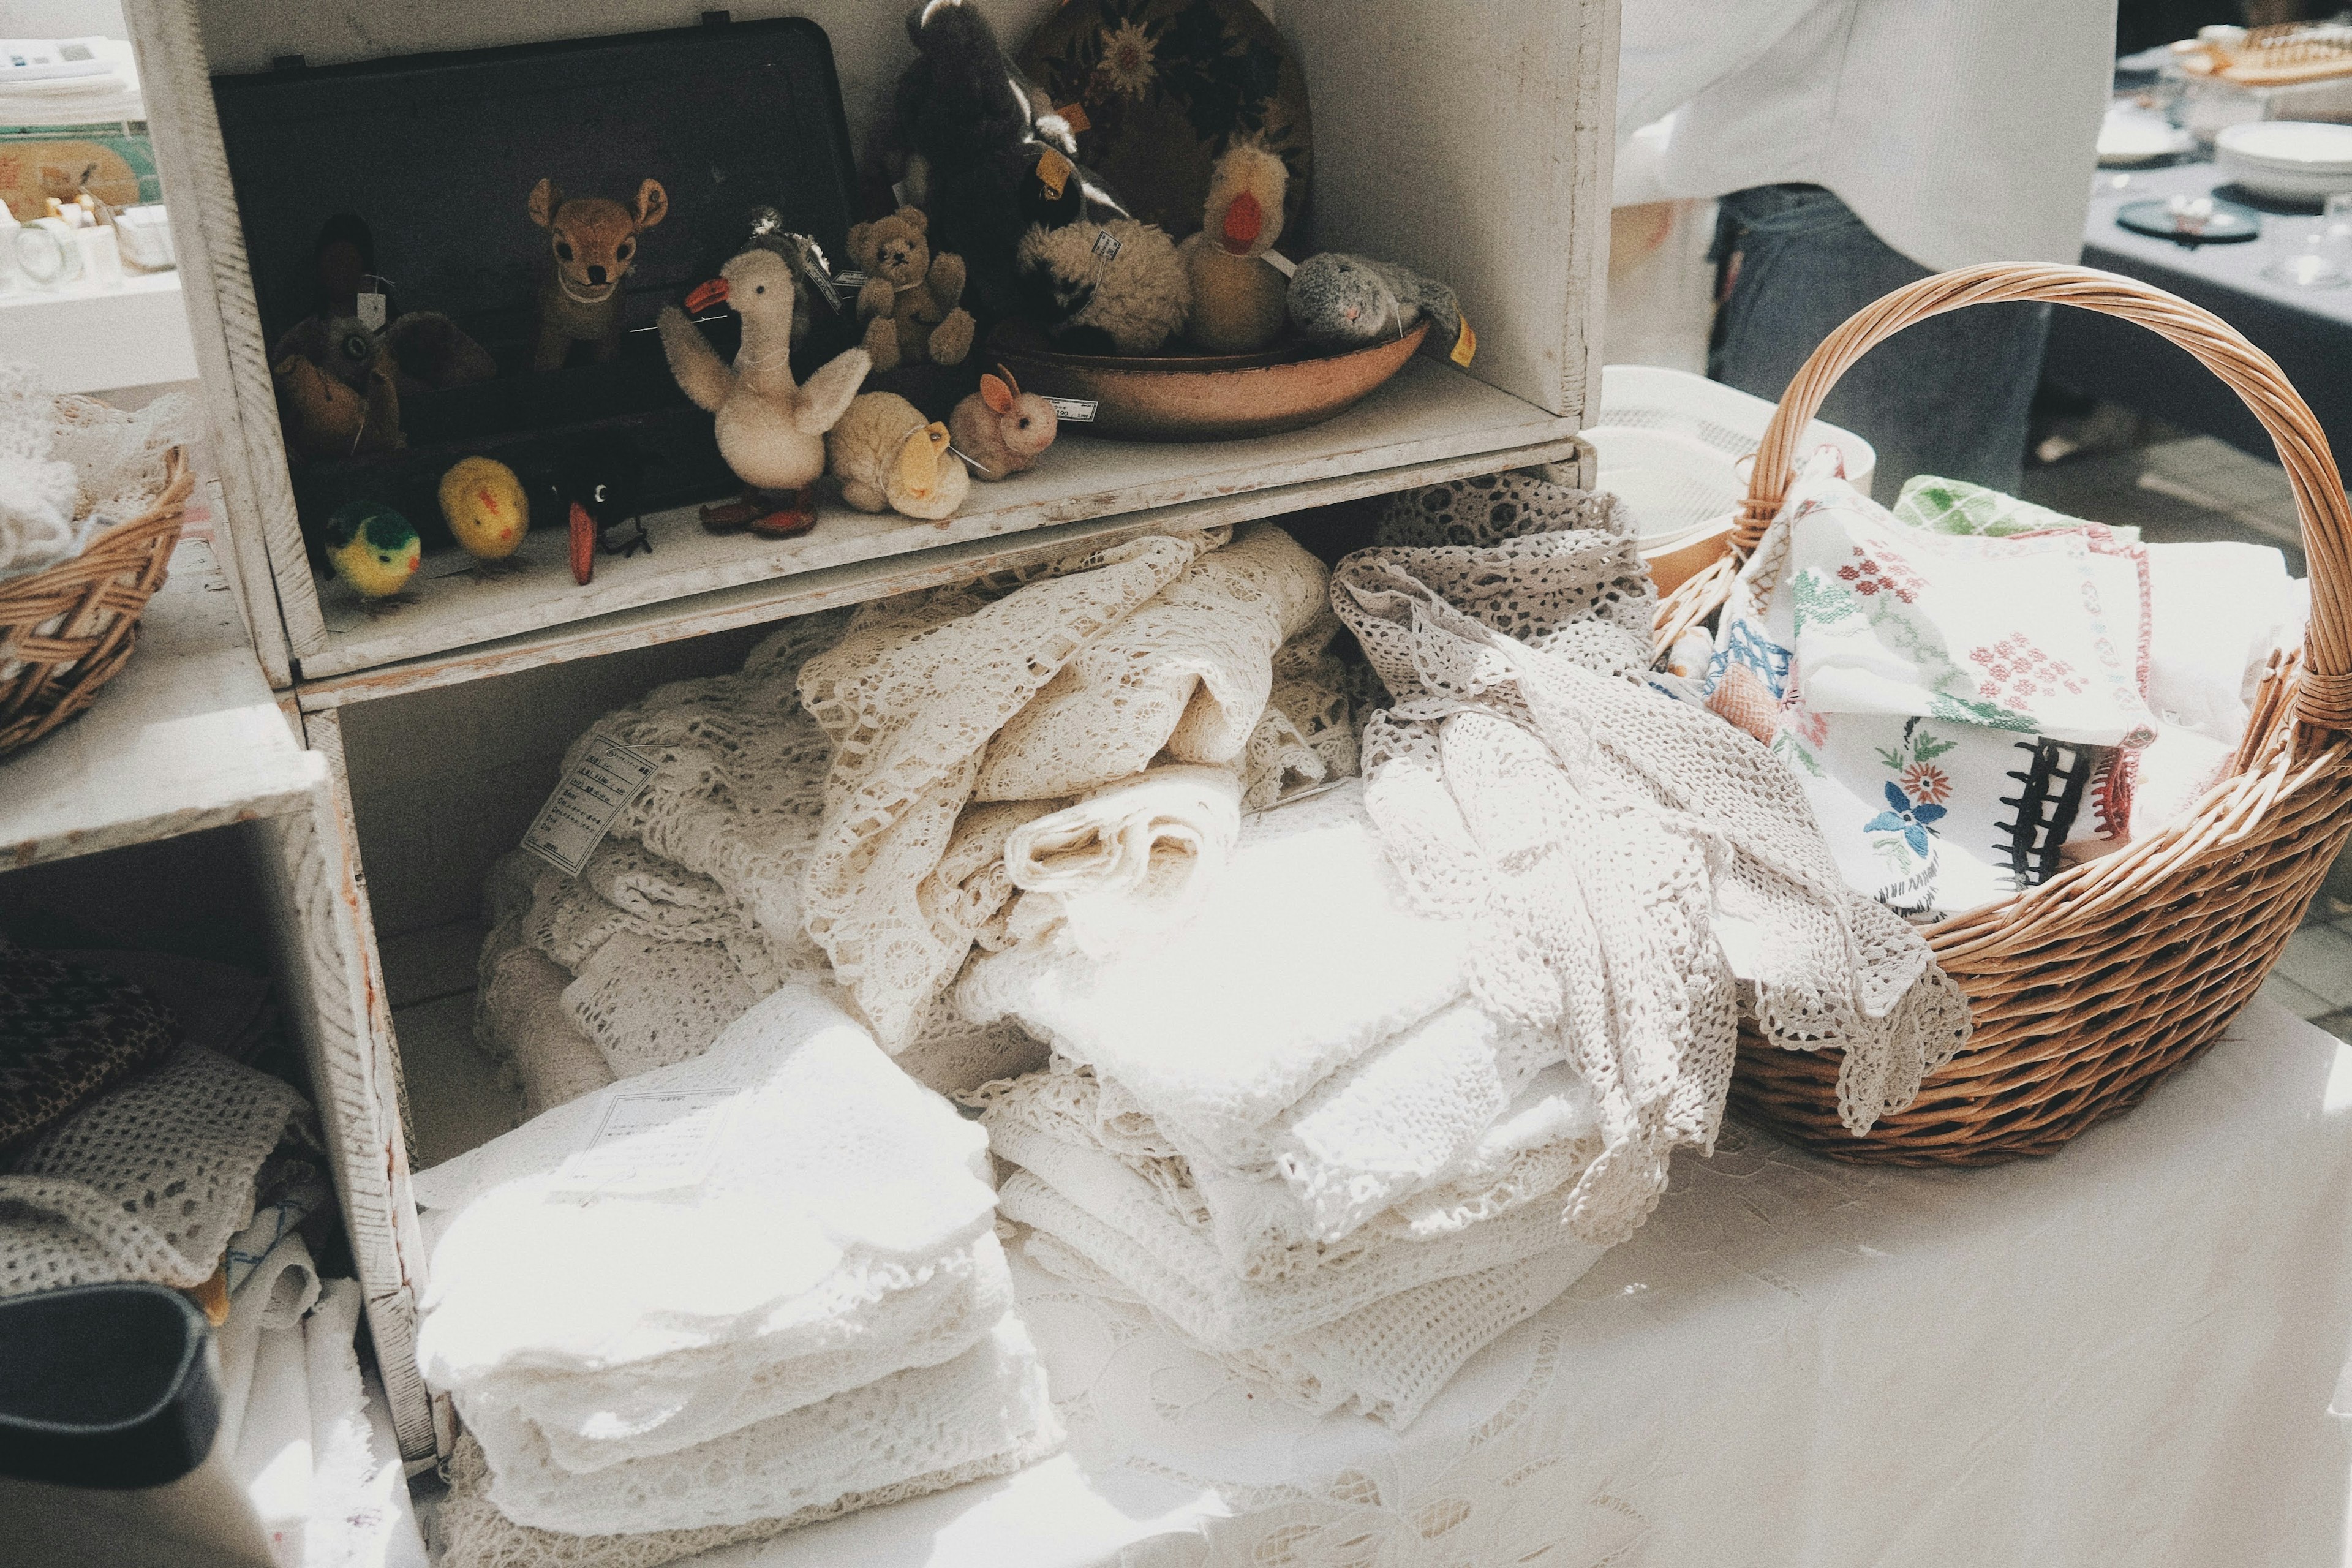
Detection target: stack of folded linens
<box><xmin>966</xmin><ymin>777</ymin><xmax>1613</xmax><ymax>1430</ymax></box>
<box><xmin>415</xmin><ymin>986</ymin><xmax>1059</xmax><ymax>1568</ymax></box>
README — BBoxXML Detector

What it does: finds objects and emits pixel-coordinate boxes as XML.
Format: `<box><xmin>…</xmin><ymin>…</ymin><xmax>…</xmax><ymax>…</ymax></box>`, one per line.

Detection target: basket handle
<box><xmin>1733</xmin><ymin>262</ymin><xmax>2352</xmax><ymax>733</ymax></box>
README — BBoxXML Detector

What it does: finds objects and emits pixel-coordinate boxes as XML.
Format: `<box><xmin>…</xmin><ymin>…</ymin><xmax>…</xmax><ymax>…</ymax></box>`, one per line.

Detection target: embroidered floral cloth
<box><xmin>1705</xmin><ymin>459</ymin><xmax>2164</xmax><ymax>921</ymax></box>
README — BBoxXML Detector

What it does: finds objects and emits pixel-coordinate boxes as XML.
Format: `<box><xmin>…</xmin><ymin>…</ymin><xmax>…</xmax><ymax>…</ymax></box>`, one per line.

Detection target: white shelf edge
<box><xmin>1</xmin><ymin>537</ymin><xmax>325</xmax><ymax>869</ymax></box>
<box><xmin>294</xmin><ymin>427</ymin><xmax>1579</xmax><ymax>712</ymax></box>
<box><xmin>293</xmin><ymin>359</ymin><xmax>1574</xmax><ymax>683</ymax></box>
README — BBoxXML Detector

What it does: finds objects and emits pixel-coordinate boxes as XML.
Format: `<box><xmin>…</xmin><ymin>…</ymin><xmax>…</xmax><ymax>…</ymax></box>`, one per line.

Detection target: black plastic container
<box><xmin>213</xmin><ymin>16</ymin><xmax>867</xmax><ymax>552</ymax></box>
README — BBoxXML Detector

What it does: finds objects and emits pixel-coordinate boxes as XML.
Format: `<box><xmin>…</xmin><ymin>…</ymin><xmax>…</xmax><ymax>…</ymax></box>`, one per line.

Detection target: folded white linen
<box><xmin>436</xmin><ymin>1395</ymin><xmax>1060</xmax><ymax>1568</ymax></box>
<box><xmin>475</xmin><ymin>940</ymin><xmax>616</xmax><ymax>1119</ymax></box>
<box><xmin>975</xmin><ymin>524</ymin><xmax>1329</xmax><ymax>800</ymax></box>
<box><xmin>461</xmin><ymin>1311</ymin><xmax>1060</xmax><ymax>1537</ymax></box>
<box><xmin>469</xmin><ymin>1232</ymin><xmax>1014</xmax><ymax>1476</ymax></box>
<box><xmin>2143</xmin><ymin>540</ymin><xmax>2301</xmax><ymax>743</ymax></box>
<box><xmin>999</xmin><ymin>764</ymin><xmax>1242</xmax><ymax>955</ymax></box>
<box><xmin>960</xmin><ymin>780</ymin><xmax>1474</xmax><ymax>1167</ymax></box>
<box><xmin>412</xmin><ymin>986</ymin><xmax>995</xmax><ymax>1397</ymax></box>
<box><xmin>994</xmin><ymin>1125</ymin><xmax>1586</xmax><ymax>1349</ymax></box>
<box><xmin>1018</xmin><ymin>1220</ymin><xmax>1594</xmax><ymax>1429</ymax></box>
<box><xmin>1019</xmin><ymin>1059</ymin><xmax>1601</xmax><ymax>1280</ymax></box>
<box><xmin>799</xmin><ymin>533</ymin><xmax>1212</xmax><ymax>1048</ymax></box>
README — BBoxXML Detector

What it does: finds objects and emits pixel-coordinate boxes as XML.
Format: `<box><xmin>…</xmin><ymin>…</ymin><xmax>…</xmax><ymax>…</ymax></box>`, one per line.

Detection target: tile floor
<box><xmin>2018</xmin><ymin>431</ymin><xmax>2352</xmax><ymax>1039</ymax></box>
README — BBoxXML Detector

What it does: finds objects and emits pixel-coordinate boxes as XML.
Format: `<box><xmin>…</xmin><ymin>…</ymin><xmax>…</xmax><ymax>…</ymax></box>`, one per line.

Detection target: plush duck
<box><xmin>827</xmin><ymin>391</ymin><xmax>968</xmax><ymax>520</ymax></box>
<box><xmin>658</xmin><ymin>249</ymin><xmax>871</xmax><ymax>537</ymax></box>
<box><xmin>323</xmin><ymin>500</ymin><xmax>421</xmax><ymax>607</ymax></box>
<box><xmin>1178</xmin><ymin>143</ymin><xmax>1291</xmax><ymax>353</ymax></box>
<box><xmin>439</xmin><ymin>456</ymin><xmax>531</xmax><ymax>574</ymax></box>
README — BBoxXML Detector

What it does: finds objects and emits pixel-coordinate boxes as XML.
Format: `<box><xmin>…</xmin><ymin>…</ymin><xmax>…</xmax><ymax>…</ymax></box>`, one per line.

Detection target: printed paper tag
<box><xmin>1091</xmin><ymin>228</ymin><xmax>1122</xmax><ymax>260</ymax></box>
<box><xmin>835</xmin><ymin>268</ymin><xmax>868</xmax><ymax>292</ymax></box>
<box><xmin>1450</xmin><ymin>312</ymin><xmax>1477</xmax><ymax>368</ymax></box>
<box><xmin>546</xmin><ymin>1088</ymin><xmax>736</xmax><ymax>1201</ymax></box>
<box><xmin>791</xmin><ymin>238</ymin><xmax>843</xmax><ymax>312</ymax></box>
<box><xmin>1035</xmin><ymin>145</ymin><xmax>1073</xmax><ymax>200</ymax></box>
<box><xmin>1263</xmin><ymin>250</ymin><xmax>1297</xmax><ymax>279</ymax></box>
<box><xmin>1044</xmin><ymin>396</ymin><xmax>1097</xmax><ymax>423</ymax></box>
<box><xmin>1057</xmin><ymin>102</ymin><xmax>1091</xmax><ymax>134</ymax></box>
<box><xmin>355</xmin><ymin>288</ymin><xmax>386</xmax><ymax>332</ymax></box>
<box><xmin>521</xmin><ymin>733</ymin><xmax>660</xmax><ymax>876</ymax></box>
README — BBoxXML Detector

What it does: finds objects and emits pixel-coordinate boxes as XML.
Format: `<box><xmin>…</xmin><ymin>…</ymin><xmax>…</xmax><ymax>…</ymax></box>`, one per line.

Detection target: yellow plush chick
<box><xmin>323</xmin><ymin>500</ymin><xmax>421</xmax><ymax>606</ymax></box>
<box><xmin>1178</xmin><ymin>142</ymin><xmax>1291</xmax><ymax>353</ymax></box>
<box><xmin>439</xmin><ymin>455</ymin><xmax>530</xmax><ymax>573</ymax></box>
<box><xmin>826</xmin><ymin>391</ymin><xmax>967</xmax><ymax>519</ymax></box>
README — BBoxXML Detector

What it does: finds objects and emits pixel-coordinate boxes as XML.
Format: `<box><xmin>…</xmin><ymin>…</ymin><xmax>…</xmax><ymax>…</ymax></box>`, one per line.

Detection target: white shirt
<box><xmin>1615</xmin><ymin>0</ymin><xmax>2116</xmax><ymax>271</ymax></box>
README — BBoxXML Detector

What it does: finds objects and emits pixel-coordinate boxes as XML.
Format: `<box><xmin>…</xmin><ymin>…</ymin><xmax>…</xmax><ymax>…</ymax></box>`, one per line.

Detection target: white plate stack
<box><xmin>2216</xmin><ymin>119</ymin><xmax>2352</xmax><ymax>202</ymax></box>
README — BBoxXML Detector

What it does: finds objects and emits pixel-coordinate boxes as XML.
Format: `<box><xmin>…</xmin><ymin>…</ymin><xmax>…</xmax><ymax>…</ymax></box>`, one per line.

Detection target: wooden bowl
<box><xmin>984</xmin><ymin>322</ymin><xmax>1431</xmax><ymax>442</ymax></box>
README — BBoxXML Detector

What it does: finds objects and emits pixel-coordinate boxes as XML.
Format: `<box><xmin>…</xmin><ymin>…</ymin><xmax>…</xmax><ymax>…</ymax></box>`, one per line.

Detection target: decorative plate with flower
<box><xmin>1019</xmin><ymin>0</ymin><xmax>1313</xmax><ymax>243</ymax></box>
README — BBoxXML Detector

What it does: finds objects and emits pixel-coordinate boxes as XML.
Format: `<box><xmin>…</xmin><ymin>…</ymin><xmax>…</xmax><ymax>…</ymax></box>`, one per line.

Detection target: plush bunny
<box><xmin>948</xmin><ymin>365</ymin><xmax>1056</xmax><ymax>480</ymax></box>
<box><xmin>1286</xmin><ymin>252</ymin><xmax>1462</xmax><ymax>355</ymax></box>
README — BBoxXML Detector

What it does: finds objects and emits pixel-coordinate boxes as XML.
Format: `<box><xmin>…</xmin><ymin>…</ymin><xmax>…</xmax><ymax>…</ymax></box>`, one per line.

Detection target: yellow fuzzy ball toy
<box><xmin>439</xmin><ymin>456</ymin><xmax>529</xmax><ymax>565</ymax></box>
<box><xmin>323</xmin><ymin>500</ymin><xmax>420</xmax><ymax>601</ymax></box>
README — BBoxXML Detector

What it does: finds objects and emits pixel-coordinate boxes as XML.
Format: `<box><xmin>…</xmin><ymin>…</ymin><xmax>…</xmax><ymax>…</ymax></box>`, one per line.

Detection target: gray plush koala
<box><xmin>1286</xmin><ymin>252</ymin><xmax>1461</xmax><ymax>352</ymax></box>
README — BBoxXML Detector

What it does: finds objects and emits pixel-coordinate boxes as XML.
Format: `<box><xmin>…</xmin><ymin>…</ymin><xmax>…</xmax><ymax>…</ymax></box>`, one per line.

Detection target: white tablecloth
<box><xmin>696</xmin><ymin>998</ymin><xmax>2352</xmax><ymax>1568</ymax></box>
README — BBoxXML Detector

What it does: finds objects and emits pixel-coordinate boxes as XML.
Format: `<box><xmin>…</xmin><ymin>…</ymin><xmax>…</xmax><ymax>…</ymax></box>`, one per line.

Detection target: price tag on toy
<box><xmin>1264</xmin><ymin>250</ymin><xmax>1297</xmax><ymax>279</ymax></box>
<box><xmin>1057</xmin><ymin>102</ymin><xmax>1091</xmax><ymax>134</ymax></box>
<box><xmin>355</xmin><ymin>282</ymin><xmax>387</xmax><ymax>332</ymax></box>
<box><xmin>546</xmin><ymin>1087</ymin><xmax>737</xmax><ymax>1202</ymax></box>
<box><xmin>1044</xmin><ymin>396</ymin><xmax>1097</xmax><ymax>423</ymax></box>
<box><xmin>1091</xmin><ymin>228</ymin><xmax>1122</xmax><ymax>260</ymax></box>
<box><xmin>1450</xmin><ymin>312</ymin><xmax>1477</xmax><ymax>368</ymax></box>
<box><xmin>521</xmin><ymin>732</ymin><xmax>660</xmax><ymax>877</ymax></box>
<box><xmin>1036</xmin><ymin>145</ymin><xmax>1073</xmax><ymax>200</ymax></box>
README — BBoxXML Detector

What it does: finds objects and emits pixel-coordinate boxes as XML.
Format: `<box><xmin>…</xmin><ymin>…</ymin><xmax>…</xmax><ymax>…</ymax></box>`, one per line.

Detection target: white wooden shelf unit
<box><xmin>136</xmin><ymin>0</ymin><xmax>1621</xmax><ymax>1464</ymax></box>
<box><xmin>0</xmin><ymin>538</ymin><xmax>426</xmax><ymax>1463</ymax></box>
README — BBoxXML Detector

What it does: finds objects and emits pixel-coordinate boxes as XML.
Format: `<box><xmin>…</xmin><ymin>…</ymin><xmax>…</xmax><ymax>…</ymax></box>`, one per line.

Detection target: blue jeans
<box><xmin>1709</xmin><ymin>185</ymin><xmax>2049</xmax><ymax>497</ymax></box>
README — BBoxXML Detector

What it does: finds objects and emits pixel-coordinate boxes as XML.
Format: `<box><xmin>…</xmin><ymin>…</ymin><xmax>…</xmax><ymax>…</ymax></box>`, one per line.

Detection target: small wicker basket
<box><xmin>1653</xmin><ymin>263</ymin><xmax>2352</xmax><ymax>1166</ymax></box>
<box><xmin>0</xmin><ymin>447</ymin><xmax>192</xmax><ymax>758</ymax></box>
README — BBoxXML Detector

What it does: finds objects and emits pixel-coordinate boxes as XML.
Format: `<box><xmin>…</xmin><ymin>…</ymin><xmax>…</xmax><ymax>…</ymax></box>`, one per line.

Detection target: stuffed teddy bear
<box><xmin>848</xmin><ymin>206</ymin><xmax>975</xmax><ymax>372</ymax></box>
<box><xmin>528</xmin><ymin>176</ymin><xmax>668</xmax><ymax>372</ymax></box>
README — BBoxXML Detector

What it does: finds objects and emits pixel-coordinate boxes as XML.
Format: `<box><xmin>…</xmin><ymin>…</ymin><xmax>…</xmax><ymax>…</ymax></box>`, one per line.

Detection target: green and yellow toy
<box><xmin>439</xmin><ymin>455</ymin><xmax>530</xmax><ymax>573</ymax></box>
<box><xmin>323</xmin><ymin>500</ymin><xmax>421</xmax><ymax>606</ymax></box>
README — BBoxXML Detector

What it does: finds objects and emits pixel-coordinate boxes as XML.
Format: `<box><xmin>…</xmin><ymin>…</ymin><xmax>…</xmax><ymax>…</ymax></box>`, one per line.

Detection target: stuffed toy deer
<box><xmin>529</xmin><ymin>176</ymin><xmax>668</xmax><ymax>372</ymax></box>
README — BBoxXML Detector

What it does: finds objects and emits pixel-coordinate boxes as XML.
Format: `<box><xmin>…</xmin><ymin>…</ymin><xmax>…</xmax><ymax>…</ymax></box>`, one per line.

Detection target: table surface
<box><xmin>2083</xmin><ymin>159</ymin><xmax>2352</xmax><ymax>320</ymax></box>
<box><xmin>690</xmin><ymin>998</ymin><xmax>2352</xmax><ymax>1568</ymax></box>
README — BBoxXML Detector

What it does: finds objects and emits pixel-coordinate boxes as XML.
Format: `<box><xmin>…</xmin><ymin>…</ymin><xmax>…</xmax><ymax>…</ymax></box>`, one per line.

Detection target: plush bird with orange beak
<box><xmin>657</xmin><ymin>249</ymin><xmax>870</xmax><ymax>537</ymax></box>
<box><xmin>1178</xmin><ymin>142</ymin><xmax>1291</xmax><ymax>353</ymax></box>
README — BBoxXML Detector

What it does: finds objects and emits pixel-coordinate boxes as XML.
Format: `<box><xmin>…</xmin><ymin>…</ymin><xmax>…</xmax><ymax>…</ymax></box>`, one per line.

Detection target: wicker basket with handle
<box><xmin>1653</xmin><ymin>263</ymin><xmax>2352</xmax><ymax>1166</ymax></box>
<box><xmin>0</xmin><ymin>447</ymin><xmax>192</xmax><ymax>757</ymax></box>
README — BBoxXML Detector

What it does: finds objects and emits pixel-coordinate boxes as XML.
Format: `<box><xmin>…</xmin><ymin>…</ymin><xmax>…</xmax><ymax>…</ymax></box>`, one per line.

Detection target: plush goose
<box><xmin>659</xmin><ymin>249</ymin><xmax>870</xmax><ymax>537</ymax></box>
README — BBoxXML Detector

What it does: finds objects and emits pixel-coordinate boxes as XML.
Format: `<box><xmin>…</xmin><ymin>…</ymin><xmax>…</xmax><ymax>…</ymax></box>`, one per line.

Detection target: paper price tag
<box><xmin>1057</xmin><ymin>102</ymin><xmax>1091</xmax><ymax>134</ymax></box>
<box><xmin>1091</xmin><ymin>228</ymin><xmax>1122</xmax><ymax>260</ymax></box>
<box><xmin>1263</xmin><ymin>250</ymin><xmax>1297</xmax><ymax>279</ymax></box>
<box><xmin>1044</xmin><ymin>396</ymin><xmax>1097</xmax><ymax>423</ymax></box>
<box><xmin>546</xmin><ymin>1088</ymin><xmax>736</xmax><ymax>1202</ymax></box>
<box><xmin>521</xmin><ymin>733</ymin><xmax>660</xmax><ymax>876</ymax></box>
<box><xmin>1450</xmin><ymin>312</ymin><xmax>1477</xmax><ymax>368</ymax></box>
<box><xmin>1035</xmin><ymin>145</ymin><xmax>1073</xmax><ymax>200</ymax></box>
<box><xmin>355</xmin><ymin>288</ymin><xmax>386</xmax><ymax>332</ymax></box>
<box><xmin>835</xmin><ymin>268</ymin><xmax>868</xmax><ymax>292</ymax></box>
